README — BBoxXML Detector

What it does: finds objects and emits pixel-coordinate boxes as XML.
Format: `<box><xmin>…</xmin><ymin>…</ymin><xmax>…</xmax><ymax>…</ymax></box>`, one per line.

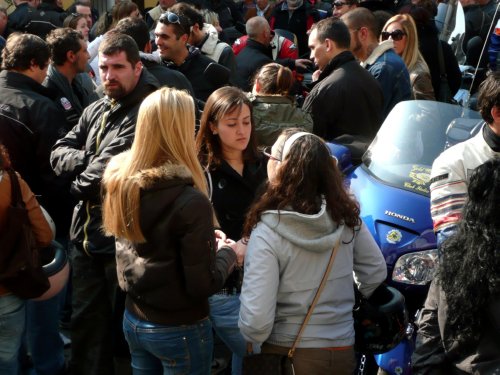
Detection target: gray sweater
<box><xmin>238</xmin><ymin>201</ymin><xmax>387</xmax><ymax>348</ymax></box>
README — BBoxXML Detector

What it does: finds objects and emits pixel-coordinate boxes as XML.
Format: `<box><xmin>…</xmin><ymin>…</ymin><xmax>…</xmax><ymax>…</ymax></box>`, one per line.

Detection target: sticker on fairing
<box><xmin>386</xmin><ymin>229</ymin><xmax>403</xmax><ymax>244</ymax></box>
<box><xmin>404</xmin><ymin>165</ymin><xmax>431</xmax><ymax>194</ymax></box>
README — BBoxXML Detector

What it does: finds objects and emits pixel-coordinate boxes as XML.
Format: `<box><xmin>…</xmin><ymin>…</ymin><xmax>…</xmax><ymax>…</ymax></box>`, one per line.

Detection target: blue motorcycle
<box><xmin>329</xmin><ymin>100</ymin><xmax>483</xmax><ymax>374</ymax></box>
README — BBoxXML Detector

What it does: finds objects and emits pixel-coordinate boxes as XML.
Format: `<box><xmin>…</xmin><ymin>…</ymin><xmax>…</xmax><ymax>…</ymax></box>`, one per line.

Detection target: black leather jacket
<box><xmin>50</xmin><ymin>70</ymin><xmax>159</xmax><ymax>256</ymax></box>
<box><xmin>0</xmin><ymin>70</ymin><xmax>72</xmax><ymax>234</ymax></box>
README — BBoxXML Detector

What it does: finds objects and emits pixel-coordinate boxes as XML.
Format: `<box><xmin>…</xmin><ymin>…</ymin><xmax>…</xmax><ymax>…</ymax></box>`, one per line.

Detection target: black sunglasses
<box><xmin>333</xmin><ymin>1</ymin><xmax>349</xmax><ymax>6</ymax></box>
<box><xmin>381</xmin><ymin>29</ymin><xmax>406</xmax><ymax>41</ymax></box>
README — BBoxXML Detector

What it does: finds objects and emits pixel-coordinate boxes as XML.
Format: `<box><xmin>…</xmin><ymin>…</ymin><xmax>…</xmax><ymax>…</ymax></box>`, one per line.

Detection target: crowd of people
<box><xmin>0</xmin><ymin>0</ymin><xmax>499</xmax><ymax>373</ymax></box>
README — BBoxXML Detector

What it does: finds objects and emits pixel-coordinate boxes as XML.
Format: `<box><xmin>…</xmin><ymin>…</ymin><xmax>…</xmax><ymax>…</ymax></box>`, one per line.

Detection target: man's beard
<box><xmin>103</xmin><ymin>81</ymin><xmax>126</xmax><ymax>99</ymax></box>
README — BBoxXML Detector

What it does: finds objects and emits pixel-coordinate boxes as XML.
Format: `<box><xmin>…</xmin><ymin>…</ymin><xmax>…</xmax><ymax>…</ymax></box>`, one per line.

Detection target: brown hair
<box><xmin>243</xmin><ymin>129</ymin><xmax>361</xmax><ymax>238</ymax></box>
<box><xmin>196</xmin><ymin>86</ymin><xmax>259</xmax><ymax>167</ymax></box>
<box><xmin>478</xmin><ymin>71</ymin><xmax>500</xmax><ymax>125</ymax></box>
<box><xmin>254</xmin><ymin>63</ymin><xmax>294</xmax><ymax>96</ymax></box>
<box><xmin>0</xmin><ymin>144</ymin><xmax>11</xmax><ymax>170</ymax></box>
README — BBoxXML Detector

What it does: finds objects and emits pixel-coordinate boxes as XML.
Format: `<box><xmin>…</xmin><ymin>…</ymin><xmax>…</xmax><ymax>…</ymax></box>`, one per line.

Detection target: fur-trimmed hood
<box><xmin>105</xmin><ymin>151</ymin><xmax>194</xmax><ymax>192</ymax></box>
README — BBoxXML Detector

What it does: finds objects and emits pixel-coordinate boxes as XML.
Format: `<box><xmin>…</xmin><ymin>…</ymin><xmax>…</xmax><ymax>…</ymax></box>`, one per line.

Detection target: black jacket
<box><xmin>23</xmin><ymin>2</ymin><xmax>66</xmax><ymax>39</ymax></box>
<box><xmin>50</xmin><ymin>70</ymin><xmax>159</xmax><ymax>256</ymax></box>
<box><xmin>142</xmin><ymin>59</ymin><xmax>195</xmax><ymax>97</ymax></box>
<box><xmin>416</xmin><ymin>20</ymin><xmax>461</xmax><ymax>98</ymax></box>
<box><xmin>164</xmin><ymin>46</ymin><xmax>225</xmax><ymax>102</ymax></box>
<box><xmin>43</xmin><ymin>65</ymin><xmax>99</xmax><ymax>131</ymax></box>
<box><xmin>302</xmin><ymin>51</ymin><xmax>383</xmax><ymax>162</ymax></box>
<box><xmin>235</xmin><ymin>39</ymin><xmax>273</xmax><ymax>92</ymax></box>
<box><xmin>0</xmin><ymin>70</ymin><xmax>72</xmax><ymax>234</ymax></box>
<box><xmin>6</xmin><ymin>2</ymin><xmax>31</xmax><ymax>32</ymax></box>
<box><xmin>114</xmin><ymin>161</ymin><xmax>237</xmax><ymax>325</ymax></box>
<box><xmin>207</xmin><ymin>157</ymin><xmax>267</xmax><ymax>241</ymax></box>
<box><xmin>205</xmin><ymin>157</ymin><xmax>267</xmax><ymax>292</ymax></box>
<box><xmin>413</xmin><ymin>278</ymin><xmax>500</xmax><ymax>374</ymax></box>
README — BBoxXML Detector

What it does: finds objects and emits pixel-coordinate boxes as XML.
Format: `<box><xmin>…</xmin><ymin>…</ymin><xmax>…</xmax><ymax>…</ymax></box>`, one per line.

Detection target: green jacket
<box><xmin>249</xmin><ymin>94</ymin><xmax>313</xmax><ymax>147</ymax></box>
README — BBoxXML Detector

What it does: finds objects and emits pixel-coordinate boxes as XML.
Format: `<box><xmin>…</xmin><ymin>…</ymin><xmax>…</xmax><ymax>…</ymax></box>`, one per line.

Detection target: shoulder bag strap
<box><xmin>288</xmin><ymin>238</ymin><xmax>341</xmax><ymax>358</ymax></box>
<box><xmin>6</xmin><ymin>169</ymin><xmax>24</xmax><ymax>209</ymax></box>
<box><xmin>437</xmin><ymin>41</ymin><xmax>446</xmax><ymax>78</ymax></box>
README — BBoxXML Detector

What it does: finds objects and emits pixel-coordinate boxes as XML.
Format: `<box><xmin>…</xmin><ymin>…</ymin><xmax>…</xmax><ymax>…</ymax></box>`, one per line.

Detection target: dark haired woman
<box><xmin>238</xmin><ymin>130</ymin><xmax>387</xmax><ymax>374</ymax></box>
<box><xmin>196</xmin><ymin>86</ymin><xmax>267</xmax><ymax>374</ymax></box>
<box><xmin>413</xmin><ymin>158</ymin><xmax>500</xmax><ymax>374</ymax></box>
<box><xmin>0</xmin><ymin>144</ymin><xmax>53</xmax><ymax>374</ymax></box>
<box><xmin>250</xmin><ymin>63</ymin><xmax>312</xmax><ymax>147</ymax></box>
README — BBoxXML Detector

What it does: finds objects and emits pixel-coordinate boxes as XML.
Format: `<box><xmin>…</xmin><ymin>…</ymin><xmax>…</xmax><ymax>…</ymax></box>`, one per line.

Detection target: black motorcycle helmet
<box><xmin>353</xmin><ymin>284</ymin><xmax>408</xmax><ymax>354</ymax></box>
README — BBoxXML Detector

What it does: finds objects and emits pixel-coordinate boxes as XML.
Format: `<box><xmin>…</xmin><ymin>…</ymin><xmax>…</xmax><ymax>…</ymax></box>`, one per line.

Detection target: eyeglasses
<box><xmin>381</xmin><ymin>29</ymin><xmax>406</xmax><ymax>41</ymax></box>
<box><xmin>333</xmin><ymin>1</ymin><xmax>349</xmax><ymax>7</ymax></box>
<box><xmin>262</xmin><ymin>146</ymin><xmax>281</xmax><ymax>162</ymax></box>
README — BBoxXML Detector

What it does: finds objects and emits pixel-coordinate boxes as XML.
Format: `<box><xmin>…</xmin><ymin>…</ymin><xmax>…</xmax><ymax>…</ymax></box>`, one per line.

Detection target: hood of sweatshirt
<box><xmin>200</xmin><ymin>23</ymin><xmax>219</xmax><ymax>55</ymax></box>
<box><xmin>260</xmin><ymin>200</ymin><xmax>344</xmax><ymax>253</ymax></box>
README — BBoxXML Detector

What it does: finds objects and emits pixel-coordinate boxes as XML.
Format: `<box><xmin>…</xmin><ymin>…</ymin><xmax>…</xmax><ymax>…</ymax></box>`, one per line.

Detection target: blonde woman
<box><xmin>102</xmin><ymin>87</ymin><xmax>238</xmax><ymax>374</ymax></box>
<box><xmin>381</xmin><ymin>14</ymin><xmax>435</xmax><ymax>100</ymax></box>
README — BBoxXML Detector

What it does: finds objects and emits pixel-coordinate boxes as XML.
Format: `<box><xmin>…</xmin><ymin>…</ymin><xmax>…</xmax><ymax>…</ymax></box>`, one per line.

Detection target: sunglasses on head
<box><xmin>381</xmin><ymin>29</ymin><xmax>406</xmax><ymax>41</ymax></box>
<box><xmin>333</xmin><ymin>1</ymin><xmax>349</xmax><ymax>6</ymax></box>
<box><xmin>159</xmin><ymin>11</ymin><xmax>182</xmax><ymax>25</ymax></box>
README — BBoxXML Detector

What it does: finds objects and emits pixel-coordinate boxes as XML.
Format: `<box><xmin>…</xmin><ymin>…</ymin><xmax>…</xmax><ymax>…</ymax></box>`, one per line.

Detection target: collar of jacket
<box><xmin>45</xmin><ymin>64</ymin><xmax>84</xmax><ymax>112</ymax></box>
<box><xmin>0</xmin><ymin>70</ymin><xmax>56</xmax><ymax>99</ymax></box>
<box><xmin>37</xmin><ymin>2</ymin><xmax>64</xmax><ymax>12</ymax></box>
<box><xmin>318</xmin><ymin>50</ymin><xmax>356</xmax><ymax>81</ymax></box>
<box><xmin>249</xmin><ymin>93</ymin><xmax>295</xmax><ymax>106</ymax></box>
<box><xmin>110</xmin><ymin>152</ymin><xmax>194</xmax><ymax>191</ymax></box>
<box><xmin>361</xmin><ymin>40</ymin><xmax>394</xmax><ymax>67</ymax></box>
<box><xmin>246</xmin><ymin>39</ymin><xmax>272</xmax><ymax>56</ymax></box>
<box><xmin>104</xmin><ymin>69</ymin><xmax>160</xmax><ymax>112</ymax></box>
<box><xmin>164</xmin><ymin>45</ymin><xmax>201</xmax><ymax>68</ymax></box>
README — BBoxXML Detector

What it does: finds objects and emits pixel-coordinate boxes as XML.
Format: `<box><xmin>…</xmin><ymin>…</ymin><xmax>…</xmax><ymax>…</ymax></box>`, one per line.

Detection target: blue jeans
<box><xmin>0</xmin><ymin>294</ymin><xmax>25</xmax><ymax>374</ymax></box>
<box><xmin>123</xmin><ymin>309</ymin><xmax>213</xmax><ymax>375</ymax></box>
<box><xmin>26</xmin><ymin>289</ymin><xmax>66</xmax><ymax>375</ymax></box>
<box><xmin>209</xmin><ymin>294</ymin><xmax>247</xmax><ymax>375</ymax></box>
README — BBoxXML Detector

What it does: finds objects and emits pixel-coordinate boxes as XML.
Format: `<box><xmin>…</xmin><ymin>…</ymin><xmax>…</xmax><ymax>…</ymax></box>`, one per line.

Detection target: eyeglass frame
<box><xmin>333</xmin><ymin>1</ymin><xmax>350</xmax><ymax>7</ymax></box>
<box><xmin>380</xmin><ymin>29</ymin><xmax>406</xmax><ymax>41</ymax></box>
<box><xmin>262</xmin><ymin>146</ymin><xmax>281</xmax><ymax>162</ymax></box>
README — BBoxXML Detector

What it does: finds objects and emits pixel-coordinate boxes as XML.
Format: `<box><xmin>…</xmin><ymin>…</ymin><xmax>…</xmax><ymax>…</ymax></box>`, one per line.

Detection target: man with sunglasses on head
<box><xmin>341</xmin><ymin>7</ymin><xmax>411</xmax><ymax>119</ymax></box>
<box><xmin>154</xmin><ymin>9</ymin><xmax>227</xmax><ymax>102</ymax></box>
<box><xmin>332</xmin><ymin>0</ymin><xmax>358</xmax><ymax>19</ymax></box>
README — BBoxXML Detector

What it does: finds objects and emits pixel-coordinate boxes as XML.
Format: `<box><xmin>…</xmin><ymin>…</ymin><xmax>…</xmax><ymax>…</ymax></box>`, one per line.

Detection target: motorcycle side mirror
<box><xmin>445</xmin><ymin>118</ymin><xmax>484</xmax><ymax>149</ymax></box>
<box><xmin>325</xmin><ymin>142</ymin><xmax>353</xmax><ymax>174</ymax></box>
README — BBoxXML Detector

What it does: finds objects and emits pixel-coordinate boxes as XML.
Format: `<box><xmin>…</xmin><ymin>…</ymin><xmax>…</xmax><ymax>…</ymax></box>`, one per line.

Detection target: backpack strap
<box><xmin>6</xmin><ymin>169</ymin><xmax>24</xmax><ymax>209</ymax></box>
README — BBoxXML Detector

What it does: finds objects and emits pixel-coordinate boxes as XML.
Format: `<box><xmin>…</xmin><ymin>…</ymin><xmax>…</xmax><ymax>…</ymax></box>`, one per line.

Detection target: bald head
<box><xmin>246</xmin><ymin>16</ymin><xmax>271</xmax><ymax>43</ymax></box>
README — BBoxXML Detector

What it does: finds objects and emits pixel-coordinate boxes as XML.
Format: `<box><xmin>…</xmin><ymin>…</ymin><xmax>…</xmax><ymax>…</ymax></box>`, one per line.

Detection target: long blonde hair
<box><xmin>382</xmin><ymin>14</ymin><xmax>426</xmax><ymax>72</ymax></box>
<box><xmin>102</xmin><ymin>87</ymin><xmax>207</xmax><ymax>243</ymax></box>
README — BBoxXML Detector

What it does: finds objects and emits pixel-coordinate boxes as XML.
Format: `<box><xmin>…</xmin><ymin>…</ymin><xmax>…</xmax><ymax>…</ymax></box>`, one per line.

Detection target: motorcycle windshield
<box><xmin>362</xmin><ymin>101</ymin><xmax>481</xmax><ymax>197</ymax></box>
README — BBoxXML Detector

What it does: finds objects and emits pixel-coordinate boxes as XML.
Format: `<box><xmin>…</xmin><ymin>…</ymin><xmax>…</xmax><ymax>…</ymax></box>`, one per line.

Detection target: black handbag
<box><xmin>242</xmin><ymin>240</ymin><xmax>341</xmax><ymax>375</ymax></box>
<box><xmin>0</xmin><ymin>169</ymin><xmax>50</xmax><ymax>299</ymax></box>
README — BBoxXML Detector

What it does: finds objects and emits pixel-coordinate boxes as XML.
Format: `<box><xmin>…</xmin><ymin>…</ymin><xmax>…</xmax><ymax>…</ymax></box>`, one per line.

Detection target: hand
<box><xmin>215</xmin><ymin>229</ymin><xmax>226</xmax><ymax>242</ymax></box>
<box><xmin>217</xmin><ymin>237</ymin><xmax>236</xmax><ymax>251</ymax></box>
<box><xmin>312</xmin><ymin>69</ymin><xmax>322</xmax><ymax>82</ymax></box>
<box><xmin>295</xmin><ymin>59</ymin><xmax>312</xmax><ymax>70</ymax></box>
<box><xmin>234</xmin><ymin>239</ymin><xmax>248</xmax><ymax>267</ymax></box>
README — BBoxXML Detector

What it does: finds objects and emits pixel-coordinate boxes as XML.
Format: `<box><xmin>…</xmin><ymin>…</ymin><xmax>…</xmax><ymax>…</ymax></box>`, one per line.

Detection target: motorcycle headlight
<box><xmin>392</xmin><ymin>249</ymin><xmax>438</xmax><ymax>285</ymax></box>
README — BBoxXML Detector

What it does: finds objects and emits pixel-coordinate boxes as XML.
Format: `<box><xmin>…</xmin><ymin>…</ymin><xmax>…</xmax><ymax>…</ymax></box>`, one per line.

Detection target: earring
<box><xmin>213</xmin><ymin>131</ymin><xmax>218</xmax><ymax>135</ymax></box>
